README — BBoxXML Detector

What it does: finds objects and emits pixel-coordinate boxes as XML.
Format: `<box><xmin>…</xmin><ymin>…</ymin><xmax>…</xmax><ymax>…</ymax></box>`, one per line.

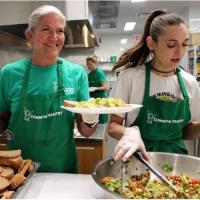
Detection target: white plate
<box><xmin>60</xmin><ymin>104</ymin><xmax>142</xmax><ymax>114</ymax></box>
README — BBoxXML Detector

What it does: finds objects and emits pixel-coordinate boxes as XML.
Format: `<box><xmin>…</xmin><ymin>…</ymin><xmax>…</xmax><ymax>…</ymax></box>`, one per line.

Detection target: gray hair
<box><xmin>27</xmin><ymin>5</ymin><xmax>66</xmax><ymax>32</ymax></box>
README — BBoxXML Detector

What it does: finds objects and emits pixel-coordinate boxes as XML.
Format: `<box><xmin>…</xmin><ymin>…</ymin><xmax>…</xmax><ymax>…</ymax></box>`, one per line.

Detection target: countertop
<box><xmin>15</xmin><ymin>173</ymin><xmax>113</xmax><ymax>199</ymax></box>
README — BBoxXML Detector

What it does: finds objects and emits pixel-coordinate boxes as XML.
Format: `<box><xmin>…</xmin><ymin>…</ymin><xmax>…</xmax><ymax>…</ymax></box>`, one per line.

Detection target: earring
<box><xmin>26</xmin><ymin>41</ymin><xmax>32</xmax><ymax>48</ymax></box>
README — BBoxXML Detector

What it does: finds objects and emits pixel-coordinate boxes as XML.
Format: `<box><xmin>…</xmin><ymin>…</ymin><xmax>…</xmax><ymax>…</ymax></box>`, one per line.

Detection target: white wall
<box><xmin>94</xmin><ymin>33</ymin><xmax>134</xmax><ymax>59</ymax></box>
<box><xmin>0</xmin><ymin>1</ymin><xmax>32</xmax><ymax>25</ymax></box>
<box><xmin>189</xmin><ymin>6</ymin><xmax>200</xmax><ymax>33</ymax></box>
<box><xmin>0</xmin><ymin>0</ymin><xmax>89</xmax><ymax>25</ymax></box>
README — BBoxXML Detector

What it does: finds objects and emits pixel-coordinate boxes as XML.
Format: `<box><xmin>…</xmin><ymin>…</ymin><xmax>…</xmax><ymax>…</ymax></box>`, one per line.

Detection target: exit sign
<box><xmin>133</xmin><ymin>34</ymin><xmax>142</xmax><ymax>42</ymax></box>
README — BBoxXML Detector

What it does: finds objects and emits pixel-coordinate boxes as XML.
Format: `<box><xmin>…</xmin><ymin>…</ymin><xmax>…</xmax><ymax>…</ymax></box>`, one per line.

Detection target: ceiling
<box><xmin>89</xmin><ymin>0</ymin><xmax>200</xmax><ymax>35</ymax></box>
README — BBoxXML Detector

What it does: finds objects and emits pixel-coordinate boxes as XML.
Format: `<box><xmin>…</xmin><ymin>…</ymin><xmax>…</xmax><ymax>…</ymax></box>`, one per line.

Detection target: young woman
<box><xmin>86</xmin><ymin>55</ymin><xmax>109</xmax><ymax>124</ymax></box>
<box><xmin>108</xmin><ymin>10</ymin><xmax>200</xmax><ymax>161</ymax></box>
<box><xmin>0</xmin><ymin>5</ymin><xmax>98</xmax><ymax>172</ymax></box>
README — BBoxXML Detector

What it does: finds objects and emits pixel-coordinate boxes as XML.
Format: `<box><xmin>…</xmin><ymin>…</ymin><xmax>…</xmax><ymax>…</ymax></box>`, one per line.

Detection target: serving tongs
<box><xmin>134</xmin><ymin>152</ymin><xmax>189</xmax><ymax>199</ymax></box>
<box><xmin>121</xmin><ymin>162</ymin><xmax>126</xmax><ymax>192</ymax></box>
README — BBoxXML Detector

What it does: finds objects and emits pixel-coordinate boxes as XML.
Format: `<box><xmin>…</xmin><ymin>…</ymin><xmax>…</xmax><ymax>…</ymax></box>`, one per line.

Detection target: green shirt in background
<box><xmin>88</xmin><ymin>67</ymin><xmax>108</xmax><ymax>123</ymax></box>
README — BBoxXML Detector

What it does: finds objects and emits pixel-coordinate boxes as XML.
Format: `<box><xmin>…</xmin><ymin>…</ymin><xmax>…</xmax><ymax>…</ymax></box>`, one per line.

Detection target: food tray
<box><xmin>11</xmin><ymin>162</ymin><xmax>40</xmax><ymax>199</ymax></box>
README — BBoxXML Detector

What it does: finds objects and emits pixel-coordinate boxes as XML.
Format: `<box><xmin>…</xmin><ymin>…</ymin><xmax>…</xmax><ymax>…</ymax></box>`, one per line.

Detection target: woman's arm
<box><xmin>107</xmin><ymin>114</ymin><xmax>125</xmax><ymax>140</ymax></box>
<box><xmin>183</xmin><ymin>121</ymin><xmax>200</xmax><ymax>140</ymax></box>
<box><xmin>76</xmin><ymin>114</ymin><xmax>97</xmax><ymax>137</ymax></box>
<box><xmin>0</xmin><ymin>112</ymin><xmax>10</xmax><ymax>133</ymax></box>
<box><xmin>96</xmin><ymin>81</ymin><xmax>108</xmax><ymax>91</ymax></box>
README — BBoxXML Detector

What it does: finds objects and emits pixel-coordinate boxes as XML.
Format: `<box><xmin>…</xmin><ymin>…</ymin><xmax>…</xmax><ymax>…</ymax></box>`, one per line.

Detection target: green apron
<box><xmin>7</xmin><ymin>58</ymin><xmax>77</xmax><ymax>173</ymax></box>
<box><xmin>88</xmin><ymin>68</ymin><xmax>108</xmax><ymax>124</ymax></box>
<box><xmin>132</xmin><ymin>63</ymin><xmax>191</xmax><ymax>154</ymax></box>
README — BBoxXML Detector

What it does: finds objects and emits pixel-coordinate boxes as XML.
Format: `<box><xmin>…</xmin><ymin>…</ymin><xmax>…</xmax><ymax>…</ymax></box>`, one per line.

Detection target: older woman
<box><xmin>0</xmin><ymin>5</ymin><xmax>98</xmax><ymax>173</ymax></box>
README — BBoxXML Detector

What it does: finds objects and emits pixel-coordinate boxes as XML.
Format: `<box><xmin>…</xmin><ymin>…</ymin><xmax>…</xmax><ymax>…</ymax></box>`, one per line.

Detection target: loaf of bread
<box><xmin>0</xmin><ymin>150</ymin><xmax>21</xmax><ymax>159</ymax></box>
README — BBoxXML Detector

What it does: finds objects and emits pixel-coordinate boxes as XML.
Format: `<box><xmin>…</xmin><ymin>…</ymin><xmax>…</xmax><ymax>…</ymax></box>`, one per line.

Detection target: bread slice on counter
<box><xmin>0</xmin><ymin>166</ymin><xmax>14</xmax><ymax>180</ymax></box>
<box><xmin>0</xmin><ymin>176</ymin><xmax>10</xmax><ymax>193</ymax></box>
<box><xmin>0</xmin><ymin>191</ymin><xmax>14</xmax><ymax>199</ymax></box>
<box><xmin>0</xmin><ymin>156</ymin><xmax>24</xmax><ymax>171</ymax></box>
<box><xmin>0</xmin><ymin>150</ymin><xmax>21</xmax><ymax>159</ymax></box>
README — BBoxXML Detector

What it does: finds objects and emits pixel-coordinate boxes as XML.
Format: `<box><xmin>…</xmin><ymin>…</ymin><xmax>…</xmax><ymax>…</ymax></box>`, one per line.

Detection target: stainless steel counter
<box><xmin>15</xmin><ymin>173</ymin><xmax>111</xmax><ymax>199</ymax></box>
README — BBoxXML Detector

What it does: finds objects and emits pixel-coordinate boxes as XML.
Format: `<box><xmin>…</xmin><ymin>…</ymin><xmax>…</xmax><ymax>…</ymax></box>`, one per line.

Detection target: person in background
<box><xmin>86</xmin><ymin>55</ymin><xmax>109</xmax><ymax>124</ymax></box>
<box><xmin>0</xmin><ymin>5</ymin><xmax>99</xmax><ymax>173</ymax></box>
<box><xmin>108</xmin><ymin>9</ymin><xmax>200</xmax><ymax>161</ymax></box>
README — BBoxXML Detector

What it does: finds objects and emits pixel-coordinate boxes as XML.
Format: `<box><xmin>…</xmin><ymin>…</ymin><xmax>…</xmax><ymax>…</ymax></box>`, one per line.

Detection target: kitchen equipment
<box><xmin>92</xmin><ymin>152</ymin><xmax>200</xmax><ymax>199</ymax></box>
<box><xmin>121</xmin><ymin>162</ymin><xmax>126</xmax><ymax>192</ymax></box>
<box><xmin>134</xmin><ymin>152</ymin><xmax>188</xmax><ymax>198</ymax></box>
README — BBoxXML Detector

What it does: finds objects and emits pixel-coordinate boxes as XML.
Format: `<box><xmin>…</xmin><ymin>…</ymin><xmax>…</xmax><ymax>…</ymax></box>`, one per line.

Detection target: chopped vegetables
<box><xmin>72</xmin><ymin>98</ymin><xmax>128</xmax><ymax>108</ymax></box>
<box><xmin>162</xmin><ymin>163</ymin><xmax>173</xmax><ymax>172</ymax></box>
<box><xmin>101</xmin><ymin>172</ymin><xmax>200</xmax><ymax>199</ymax></box>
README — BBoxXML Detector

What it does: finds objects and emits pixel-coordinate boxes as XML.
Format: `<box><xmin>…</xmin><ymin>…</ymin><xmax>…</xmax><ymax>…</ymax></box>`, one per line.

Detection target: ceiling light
<box><xmin>124</xmin><ymin>22</ymin><xmax>136</xmax><ymax>31</ymax></box>
<box><xmin>121</xmin><ymin>39</ymin><xmax>128</xmax><ymax>44</ymax></box>
<box><xmin>190</xmin><ymin>18</ymin><xmax>200</xmax><ymax>21</ymax></box>
<box><xmin>131</xmin><ymin>0</ymin><xmax>146</xmax><ymax>2</ymax></box>
<box><xmin>120</xmin><ymin>48</ymin><xmax>124</xmax><ymax>52</ymax></box>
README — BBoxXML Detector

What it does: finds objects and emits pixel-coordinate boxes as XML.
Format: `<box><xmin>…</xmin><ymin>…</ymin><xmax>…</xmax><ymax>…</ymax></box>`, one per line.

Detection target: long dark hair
<box><xmin>113</xmin><ymin>10</ymin><xmax>185</xmax><ymax>71</ymax></box>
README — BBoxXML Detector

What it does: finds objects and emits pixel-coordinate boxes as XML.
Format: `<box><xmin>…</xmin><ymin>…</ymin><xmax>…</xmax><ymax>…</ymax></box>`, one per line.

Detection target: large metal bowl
<box><xmin>92</xmin><ymin>152</ymin><xmax>200</xmax><ymax>199</ymax></box>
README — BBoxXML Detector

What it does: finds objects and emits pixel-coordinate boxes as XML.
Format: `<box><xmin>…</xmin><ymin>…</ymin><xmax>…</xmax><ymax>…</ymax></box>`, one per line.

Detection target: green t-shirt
<box><xmin>88</xmin><ymin>67</ymin><xmax>108</xmax><ymax>98</ymax></box>
<box><xmin>0</xmin><ymin>58</ymin><xmax>89</xmax><ymax>114</ymax></box>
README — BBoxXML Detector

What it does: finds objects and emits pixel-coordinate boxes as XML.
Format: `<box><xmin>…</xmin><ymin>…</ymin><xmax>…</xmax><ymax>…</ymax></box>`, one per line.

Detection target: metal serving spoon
<box><xmin>134</xmin><ymin>152</ymin><xmax>188</xmax><ymax>199</ymax></box>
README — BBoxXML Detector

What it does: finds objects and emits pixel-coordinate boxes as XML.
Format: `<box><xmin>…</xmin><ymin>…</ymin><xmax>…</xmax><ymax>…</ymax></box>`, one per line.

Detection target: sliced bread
<box><xmin>0</xmin><ymin>156</ymin><xmax>24</xmax><ymax>171</ymax></box>
<box><xmin>1</xmin><ymin>191</ymin><xmax>14</xmax><ymax>199</ymax></box>
<box><xmin>0</xmin><ymin>166</ymin><xmax>14</xmax><ymax>180</ymax></box>
<box><xmin>0</xmin><ymin>176</ymin><xmax>10</xmax><ymax>193</ymax></box>
<box><xmin>0</xmin><ymin>150</ymin><xmax>21</xmax><ymax>159</ymax></box>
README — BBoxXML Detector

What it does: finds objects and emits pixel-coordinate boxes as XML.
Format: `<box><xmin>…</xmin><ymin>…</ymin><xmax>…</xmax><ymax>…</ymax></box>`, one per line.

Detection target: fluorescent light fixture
<box><xmin>131</xmin><ymin>0</ymin><xmax>146</xmax><ymax>2</ymax></box>
<box><xmin>120</xmin><ymin>47</ymin><xmax>124</xmax><ymax>52</ymax></box>
<box><xmin>120</xmin><ymin>39</ymin><xmax>128</xmax><ymax>44</ymax></box>
<box><xmin>190</xmin><ymin>18</ymin><xmax>200</xmax><ymax>21</ymax></box>
<box><xmin>124</xmin><ymin>22</ymin><xmax>136</xmax><ymax>31</ymax></box>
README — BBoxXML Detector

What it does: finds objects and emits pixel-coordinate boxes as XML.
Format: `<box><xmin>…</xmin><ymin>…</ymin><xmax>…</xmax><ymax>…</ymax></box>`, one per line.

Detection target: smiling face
<box><xmin>147</xmin><ymin>23</ymin><xmax>189</xmax><ymax>72</ymax></box>
<box><xmin>27</xmin><ymin>13</ymin><xmax>65</xmax><ymax>65</ymax></box>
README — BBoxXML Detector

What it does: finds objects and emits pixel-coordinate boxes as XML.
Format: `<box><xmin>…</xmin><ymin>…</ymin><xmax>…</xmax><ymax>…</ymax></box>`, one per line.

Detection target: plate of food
<box><xmin>61</xmin><ymin>98</ymin><xmax>142</xmax><ymax>114</ymax></box>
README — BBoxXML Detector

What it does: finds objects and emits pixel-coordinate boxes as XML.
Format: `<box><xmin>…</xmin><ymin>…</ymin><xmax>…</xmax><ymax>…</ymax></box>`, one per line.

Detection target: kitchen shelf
<box><xmin>188</xmin><ymin>46</ymin><xmax>200</xmax><ymax>77</ymax></box>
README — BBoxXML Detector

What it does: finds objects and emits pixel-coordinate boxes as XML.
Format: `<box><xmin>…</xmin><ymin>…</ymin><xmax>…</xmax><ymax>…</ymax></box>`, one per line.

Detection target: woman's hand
<box><xmin>112</xmin><ymin>126</ymin><xmax>149</xmax><ymax>161</ymax></box>
<box><xmin>81</xmin><ymin>113</ymin><xmax>99</xmax><ymax>125</ymax></box>
<box><xmin>89</xmin><ymin>87</ymin><xmax>98</xmax><ymax>92</ymax></box>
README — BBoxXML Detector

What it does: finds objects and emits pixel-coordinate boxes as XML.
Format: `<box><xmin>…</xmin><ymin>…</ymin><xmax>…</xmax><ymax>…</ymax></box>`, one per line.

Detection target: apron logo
<box><xmin>24</xmin><ymin>107</ymin><xmax>33</xmax><ymax>121</ymax></box>
<box><xmin>64</xmin><ymin>87</ymin><xmax>74</xmax><ymax>95</ymax></box>
<box><xmin>146</xmin><ymin>110</ymin><xmax>184</xmax><ymax>124</ymax></box>
<box><xmin>23</xmin><ymin>107</ymin><xmax>63</xmax><ymax>121</ymax></box>
<box><xmin>147</xmin><ymin>110</ymin><xmax>155</xmax><ymax>124</ymax></box>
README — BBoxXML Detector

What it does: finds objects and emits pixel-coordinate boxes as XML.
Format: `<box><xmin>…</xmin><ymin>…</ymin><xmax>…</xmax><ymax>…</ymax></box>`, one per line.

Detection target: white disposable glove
<box><xmin>89</xmin><ymin>87</ymin><xmax>98</xmax><ymax>92</ymax></box>
<box><xmin>81</xmin><ymin>113</ymin><xmax>99</xmax><ymax>124</ymax></box>
<box><xmin>112</xmin><ymin>126</ymin><xmax>149</xmax><ymax>162</ymax></box>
